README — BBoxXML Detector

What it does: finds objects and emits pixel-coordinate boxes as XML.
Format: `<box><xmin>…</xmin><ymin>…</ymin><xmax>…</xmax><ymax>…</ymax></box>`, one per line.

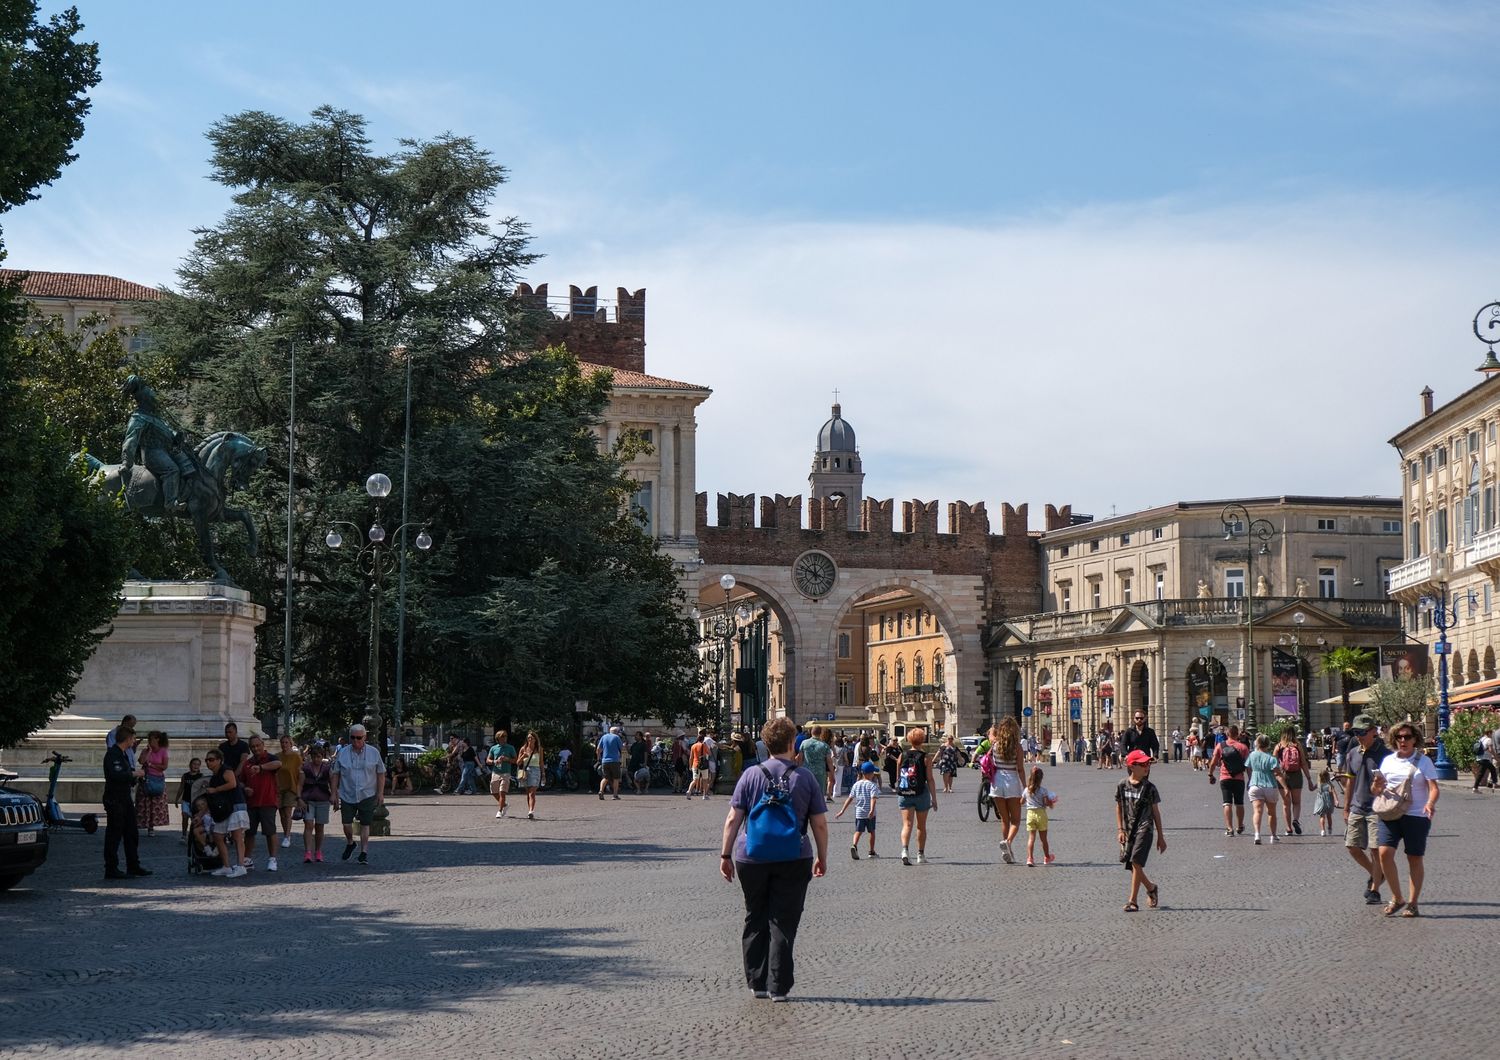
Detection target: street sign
<box><xmin>825</xmin><ymin>712</ymin><xmax>837</xmax><ymax>721</ymax></box>
<box><xmin>1236</xmin><ymin>709</ymin><xmax>1246</xmax><ymax>721</ymax></box>
<box><xmin>1199</xmin><ymin>706</ymin><xmax>1211</xmax><ymax>718</ymax></box>
<box><xmin>1432</xmin><ymin>641</ymin><xmax>1451</xmax><ymax>655</ymax></box>
<box><xmin>1069</xmin><ymin>703</ymin><xmax>1082</xmax><ymax>721</ymax></box>
<box><xmin>1022</xmin><ymin>707</ymin><xmax>1034</xmax><ymax>717</ymax></box>
<box><xmin>574</xmin><ymin>700</ymin><xmax>589</xmax><ymax>714</ymax></box>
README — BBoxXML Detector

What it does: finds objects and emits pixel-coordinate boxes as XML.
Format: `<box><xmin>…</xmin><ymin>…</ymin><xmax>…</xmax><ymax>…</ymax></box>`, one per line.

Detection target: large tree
<box><xmin>0</xmin><ymin>2</ymin><xmax>100</xmax><ymax>252</ymax></box>
<box><xmin>151</xmin><ymin>107</ymin><xmax>700</xmax><ymax>734</ymax></box>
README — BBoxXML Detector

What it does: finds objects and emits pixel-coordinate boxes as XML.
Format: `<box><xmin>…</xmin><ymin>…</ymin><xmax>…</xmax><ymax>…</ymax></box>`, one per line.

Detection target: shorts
<box><xmin>1377</xmin><ymin>814</ymin><xmax>1432</xmax><ymax>857</ymax></box>
<box><xmin>209</xmin><ymin>809</ymin><xmax>249</xmax><ymax>835</ymax></box>
<box><xmin>1248</xmin><ymin>784</ymin><xmax>1279</xmax><ymax>806</ymax></box>
<box><xmin>695</xmin><ymin>767</ymin><xmax>713</xmax><ymax>780</ymax></box>
<box><xmin>340</xmin><ymin>796</ymin><xmax>377</xmax><ymax>826</ymax></box>
<box><xmin>245</xmin><ymin>804</ymin><xmax>279</xmax><ymax>838</ymax></box>
<box><xmin>301</xmin><ymin>801</ymin><xmax>330</xmax><ymax>825</ymax></box>
<box><xmin>180</xmin><ymin>801</ymin><xmax>193</xmax><ymax>818</ymax></box>
<box><xmin>1344</xmin><ymin>812</ymin><xmax>1380</xmax><ymax>851</ymax></box>
<box><xmin>1283</xmin><ymin>770</ymin><xmax>1304</xmax><ymax>791</ymax></box>
<box><xmin>602</xmin><ymin>762</ymin><xmax>622</xmax><ymax>781</ymax></box>
<box><xmin>490</xmin><ymin>773</ymin><xmax>513</xmax><ymax>795</ymax></box>
<box><xmin>1124</xmin><ymin>826</ymin><xmax>1154</xmax><ymax>868</ymax></box>
<box><xmin>1026</xmin><ymin>808</ymin><xmax>1049</xmax><ymax>832</ymax></box>
<box><xmin>526</xmin><ymin>767</ymin><xmax>543</xmax><ymax>789</ymax></box>
<box><xmin>1219</xmin><ymin>779</ymin><xmax>1245</xmax><ymax>806</ymax></box>
<box><xmin>854</xmin><ymin>817</ymin><xmax>876</xmax><ymax>834</ymax></box>
<box><xmin>898</xmin><ymin>792</ymin><xmax>931</xmax><ymax>813</ymax></box>
<box><xmin>279</xmin><ymin>789</ymin><xmax>298</xmax><ymax>810</ymax></box>
<box><xmin>990</xmin><ymin>770</ymin><xmax>1022</xmax><ymax>800</ymax></box>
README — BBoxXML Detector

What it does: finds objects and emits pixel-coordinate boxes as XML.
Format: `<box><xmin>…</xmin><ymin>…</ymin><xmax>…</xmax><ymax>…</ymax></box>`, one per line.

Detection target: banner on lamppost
<box><xmin>1379</xmin><ymin>644</ymin><xmax>1429</xmax><ymax>681</ymax></box>
<box><xmin>1270</xmin><ymin>648</ymin><xmax>1299</xmax><ymax>718</ymax></box>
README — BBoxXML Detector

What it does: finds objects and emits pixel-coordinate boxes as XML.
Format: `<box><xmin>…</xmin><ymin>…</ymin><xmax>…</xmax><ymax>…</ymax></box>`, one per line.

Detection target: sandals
<box><xmin>1146</xmin><ymin>885</ymin><xmax>1160</xmax><ymax>909</ymax></box>
<box><xmin>1123</xmin><ymin>902</ymin><xmax>1139</xmax><ymax>913</ymax></box>
<box><xmin>1402</xmin><ymin>903</ymin><xmax>1421</xmax><ymax>918</ymax></box>
<box><xmin>1383</xmin><ymin>899</ymin><xmax>1407</xmax><ymax>917</ymax></box>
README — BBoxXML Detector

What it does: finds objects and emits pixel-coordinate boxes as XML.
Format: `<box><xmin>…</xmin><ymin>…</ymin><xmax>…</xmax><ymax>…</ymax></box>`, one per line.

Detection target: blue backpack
<box><xmin>744</xmin><ymin>764</ymin><xmax>804</xmax><ymax>860</ymax></box>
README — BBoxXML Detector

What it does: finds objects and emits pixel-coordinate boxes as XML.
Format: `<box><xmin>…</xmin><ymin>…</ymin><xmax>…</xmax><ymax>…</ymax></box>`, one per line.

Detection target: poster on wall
<box><xmin>1378</xmin><ymin>644</ymin><xmax>1429</xmax><ymax>681</ymax></box>
<box><xmin>1037</xmin><ymin>686</ymin><xmax>1054</xmax><ymax>716</ymax></box>
<box><xmin>1270</xmin><ymin>648</ymin><xmax>1300</xmax><ymax>718</ymax></box>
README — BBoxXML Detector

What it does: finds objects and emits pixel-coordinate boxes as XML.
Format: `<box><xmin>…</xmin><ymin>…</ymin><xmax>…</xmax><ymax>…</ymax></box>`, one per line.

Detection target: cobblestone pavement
<box><xmin>2</xmin><ymin>762</ymin><xmax>1493</xmax><ymax>1059</ymax></box>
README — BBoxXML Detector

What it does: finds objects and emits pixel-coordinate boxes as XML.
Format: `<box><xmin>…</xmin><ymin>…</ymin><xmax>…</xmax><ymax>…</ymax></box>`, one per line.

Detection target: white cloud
<box><xmin>535</xmin><ymin>196</ymin><xmax>1500</xmax><ymax>530</ymax></box>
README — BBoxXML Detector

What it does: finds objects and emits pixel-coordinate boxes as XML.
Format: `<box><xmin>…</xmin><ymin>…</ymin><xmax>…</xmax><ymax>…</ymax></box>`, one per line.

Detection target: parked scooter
<box><xmin>41</xmin><ymin>751</ymin><xmax>98</xmax><ymax>833</ymax></box>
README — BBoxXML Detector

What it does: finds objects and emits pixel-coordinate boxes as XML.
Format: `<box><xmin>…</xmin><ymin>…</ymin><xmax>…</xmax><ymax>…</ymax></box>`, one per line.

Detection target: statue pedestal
<box><xmin>0</xmin><ymin>581</ymin><xmax>265</xmax><ymax>802</ymax></box>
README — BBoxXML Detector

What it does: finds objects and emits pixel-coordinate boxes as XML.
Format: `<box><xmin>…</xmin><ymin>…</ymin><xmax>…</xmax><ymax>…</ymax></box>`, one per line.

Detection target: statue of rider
<box><xmin>120</xmin><ymin>375</ymin><xmax>196</xmax><ymax>513</ymax></box>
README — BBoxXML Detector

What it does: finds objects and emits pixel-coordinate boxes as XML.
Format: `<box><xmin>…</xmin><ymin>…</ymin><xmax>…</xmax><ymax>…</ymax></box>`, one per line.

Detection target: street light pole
<box><xmin>1222</xmin><ymin>504</ymin><xmax>1277</xmax><ymax>732</ymax></box>
<box><xmin>1420</xmin><ymin>588</ymin><xmax>1459</xmax><ymax>780</ymax></box>
<box><xmin>1200</xmin><ymin>638</ymin><xmax>1227</xmax><ymax>730</ymax></box>
<box><xmin>1277</xmin><ymin>611</ymin><xmax>1325</xmax><ymax>737</ymax></box>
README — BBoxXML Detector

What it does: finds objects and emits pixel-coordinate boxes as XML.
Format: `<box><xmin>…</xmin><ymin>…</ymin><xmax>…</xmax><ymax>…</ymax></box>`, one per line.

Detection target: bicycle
<box><xmin>977</xmin><ymin>779</ymin><xmax>993</xmax><ymax>822</ymax></box>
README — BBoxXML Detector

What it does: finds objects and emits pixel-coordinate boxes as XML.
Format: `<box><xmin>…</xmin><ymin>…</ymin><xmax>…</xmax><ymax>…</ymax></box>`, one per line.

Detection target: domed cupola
<box><xmin>809</xmin><ymin>400</ymin><xmax>864</xmax><ymax>529</ymax></box>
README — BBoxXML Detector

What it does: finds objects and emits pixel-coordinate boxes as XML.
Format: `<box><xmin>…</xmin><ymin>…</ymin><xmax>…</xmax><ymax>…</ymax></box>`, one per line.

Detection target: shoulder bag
<box><xmin>1371</xmin><ymin>759</ymin><xmax>1416</xmax><ymax>821</ymax></box>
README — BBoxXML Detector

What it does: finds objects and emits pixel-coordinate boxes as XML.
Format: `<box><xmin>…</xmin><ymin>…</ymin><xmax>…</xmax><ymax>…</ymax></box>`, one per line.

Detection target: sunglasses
<box><xmin>1394</xmin><ymin>733</ymin><xmax>1417</xmax><ymax>742</ymax></box>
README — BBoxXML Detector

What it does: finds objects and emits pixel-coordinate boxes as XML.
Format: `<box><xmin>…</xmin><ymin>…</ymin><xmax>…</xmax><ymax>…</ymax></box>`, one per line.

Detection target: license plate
<box><xmin>16</xmin><ymin>831</ymin><xmax>36</xmax><ymax>844</ymax></box>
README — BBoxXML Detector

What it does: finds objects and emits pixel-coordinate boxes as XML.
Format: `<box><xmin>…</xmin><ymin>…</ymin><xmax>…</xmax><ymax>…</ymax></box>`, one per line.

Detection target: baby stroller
<box><xmin>188</xmin><ymin>835</ymin><xmax>221</xmax><ymax>876</ymax></box>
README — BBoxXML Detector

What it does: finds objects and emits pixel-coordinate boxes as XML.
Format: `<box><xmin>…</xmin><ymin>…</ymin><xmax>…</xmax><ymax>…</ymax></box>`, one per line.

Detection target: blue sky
<box><xmin>8</xmin><ymin>1</ymin><xmax>1500</xmax><ymax>524</ymax></box>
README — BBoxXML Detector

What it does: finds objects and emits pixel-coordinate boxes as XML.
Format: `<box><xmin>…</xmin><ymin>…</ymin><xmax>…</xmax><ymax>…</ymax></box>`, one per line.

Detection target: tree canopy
<box><xmin>150</xmin><ymin>107</ymin><xmax>702</xmax><ymax>735</ymax></box>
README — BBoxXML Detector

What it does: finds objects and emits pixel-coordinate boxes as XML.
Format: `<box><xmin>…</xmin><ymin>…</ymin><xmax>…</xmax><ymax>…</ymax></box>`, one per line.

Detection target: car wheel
<box><xmin>0</xmin><ymin>874</ymin><xmax>25</xmax><ymax>892</ymax></box>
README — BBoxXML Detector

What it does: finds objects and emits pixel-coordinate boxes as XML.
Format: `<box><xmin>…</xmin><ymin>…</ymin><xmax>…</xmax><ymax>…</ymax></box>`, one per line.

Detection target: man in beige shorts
<box><xmin>1341</xmin><ymin>714</ymin><xmax>1389</xmax><ymax>906</ymax></box>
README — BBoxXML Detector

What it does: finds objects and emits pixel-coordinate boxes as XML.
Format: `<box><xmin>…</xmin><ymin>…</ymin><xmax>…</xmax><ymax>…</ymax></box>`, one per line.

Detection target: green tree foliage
<box><xmin>150</xmin><ymin>107</ymin><xmax>701</xmax><ymax>734</ymax></box>
<box><xmin>1367</xmin><ymin>675</ymin><xmax>1434</xmax><ymax>732</ymax></box>
<box><xmin>0</xmin><ymin>295</ymin><xmax>135</xmax><ymax>746</ymax></box>
<box><xmin>0</xmin><ymin>2</ymin><xmax>100</xmax><ymax>249</ymax></box>
<box><xmin>1318</xmin><ymin>646</ymin><xmax>1376</xmax><ymax>723</ymax></box>
<box><xmin>1442</xmin><ymin>705</ymin><xmax>1498</xmax><ymax>771</ymax></box>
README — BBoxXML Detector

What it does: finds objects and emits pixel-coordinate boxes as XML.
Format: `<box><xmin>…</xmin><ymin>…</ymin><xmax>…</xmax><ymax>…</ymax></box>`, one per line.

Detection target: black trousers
<box><xmin>736</xmin><ymin>857</ymin><xmax>813</xmax><ymax>995</ymax></box>
<box><xmin>103</xmin><ymin>795</ymin><xmax>140</xmax><ymax>873</ymax></box>
<box><xmin>1474</xmin><ymin>760</ymin><xmax>1497</xmax><ymax>790</ymax></box>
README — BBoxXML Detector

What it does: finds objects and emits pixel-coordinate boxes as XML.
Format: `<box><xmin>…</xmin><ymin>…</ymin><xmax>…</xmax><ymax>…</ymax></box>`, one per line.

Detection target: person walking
<box><xmin>1022</xmin><ymin>766</ymin><xmax>1058</xmax><ymax>866</ymax></box>
<box><xmin>487</xmin><ymin>729</ymin><xmax>516</xmax><ymax>818</ymax></box>
<box><xmin>1121</xmin><ymin>710</ymin><xmax>1160</xmax><ymax>763</ymax></box>
<box><xmin>798</xmin><ymin>726</ymin><xmax>832</xmax><ymax>798</ymax></box>
<box><xmin>331</xmin><ymin>723</ymin><xmax>386</xmax><ymax>864</ymax></box>
<box><xmin>1371</xmin><ymin>721</ymin><xmax>1440</xmax><ymax>918</ymax></box>
<box><xmin>1276</xmin><ymin>727</ymin><xmax>1309</xmax><ymax>835</ymax></box>
<box><xmin>202</xmin><ymin>748</ymin><xmax>249</xmax><ymax>878</ymax></box>
<box><xmin>1341</xmin><ymin>713</ymin><xmax>1390</xmax><ymax>906</ymax></box>
<box><xmin>895</xmin><ymin>728</ymin><xmax>937</xmax><ymax>866</ymax></box>
<box><xmin>834</xmin><ymin>761</ymin><xmax>880</xmax><ymax>858</ymax></box>
<box><xmin>1171</xmin><ymin>726</ymin><xmax>1184</xmax><ymax>763</ymax></box>
<box><xmin>218</xmin><ymin>721</ymin><xmax>250</xmax><ymax>773</ymax></box>
<box><xmin>1312</xmin><ymin>766</ymin><xmax>1339</xmax><ymax>836</ymax></box>
<box><xmin>134</xmin><ymin>730</ymin><xmax>170</xmax><ymax>838</ymax></box>
<box><xmin>989</xmin><ymin>718</ymin><xmax>1025</xmax><ymax>864</ymax></box>
<box><xmin>298</xmin><ymin>742</ymin><xmax>333</xmax><ymax>863</ymax></box>
<box><xmin>176</xmin><ymin>756</ymin><xmax>204</xmax><ymax>843</ymax></box>
<box><xmin>1473</xmin><ymin>731</ymin><xmax>1496</xmax><ymax>792</ymax></box>
<box><xmin>454</xmin><ymin>738</ymin><xmax>480</xmax><ymax>796</ymax></box>
<box><xmin>687</xmin><ymin>729</ymin><xmax>714</xmax><ymax>799</ymax></box>
<box><xmin>934</xmin><ymin>735</ymin><xmax>962</xmax><ymax>794</ymax></box>
<box><xmin>517</xmin><ymin>731</ymin><xmax>544</xmax><ymax>819</ymax></box>
<box><xmin>671</xmin><ymin>734</ymin><xmax>688</xmax><ymax>793</ymax></box>
<box><xmin>1246</xmin><ymin>733</ymin><xmax>1289</xmax><ymax>845</ymax></box>
<box><xmin>239</xmin><ymin>734</ymin><xmax>282</xmax><ymax>871</ymax></box>
<box><xmin>718</xmin><ymin>717</ymin><xmax>829</xmax><ymax>1002</ymax></box>
<box><xmin>1207</xmin><ymin>724</ymin><xmax>1251</xmax><ymax>836</ymax></box>
<box><xmin>275</xmin><ymin>734</ymin><xmax>302</xmax><ymax>849</ymax></box>
<box><xmin>438</xmin><ymin>734</ymin><xmax>462</xmax><ymax>794</ymax></box>
<box><xmin>596</xmin><ymin>725</ymin><xmax>625</xmax><ymax>800</ymax></box>
<box><xmin>102</xmin><ymin>726</ymin><xmax>150</xmax><ymax>880</ymax></box>
<box><xmin>1115</xmin><ymin>750</ymin><xmax>1166</xmax><ymax>912</ymax></box>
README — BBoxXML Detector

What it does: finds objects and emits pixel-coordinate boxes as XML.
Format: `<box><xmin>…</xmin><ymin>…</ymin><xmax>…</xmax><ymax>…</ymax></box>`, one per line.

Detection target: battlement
<box><xmin>698</xmin><ymin>491</ymin><xmax>1057</xmax><ymax>545</ymax></box>
<box><xmin>515</xmin><ymin>282</ymin><xmax>646</xmax><ymax>372</ymax></box>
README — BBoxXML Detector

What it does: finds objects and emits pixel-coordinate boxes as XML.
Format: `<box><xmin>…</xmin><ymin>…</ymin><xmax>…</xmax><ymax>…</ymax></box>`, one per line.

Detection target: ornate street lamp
<box><xmin>1199</xmin><ymin>638</ymin><xmax>1229</xmax><ymax>731</ymax></box>
<box><xmin>325</xmin><ymin>472</ymin><xmax>432</xmax><ymax>742</ymax></box>
<box><xmin>1222</xmin><ymin>503</ymin><xmax>1277</xmax><ymax>732</ymax></box>
<box><xmin>1277</xmin><ymin>611</ymin><xmax>1326</xmax><ymax>737</ymax></box>
<box><xmin>1417</xmin><ymin>591</ymin><xmax>1460</xmax><ymax>780</ymax></box>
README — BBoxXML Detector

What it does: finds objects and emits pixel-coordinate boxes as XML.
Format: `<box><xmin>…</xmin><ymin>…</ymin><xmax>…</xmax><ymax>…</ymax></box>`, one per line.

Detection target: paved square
<box><xmin>1</xmin><ymin>762</ymin><xmax>1492</xmax><ymax>1058</ymax></box>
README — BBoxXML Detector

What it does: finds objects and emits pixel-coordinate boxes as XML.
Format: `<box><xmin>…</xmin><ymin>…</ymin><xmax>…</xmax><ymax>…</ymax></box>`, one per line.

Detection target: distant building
<box><xmin>1</xmin><ymin>269</ymin><xmax>160</xmax><ymax>349</ymax></box>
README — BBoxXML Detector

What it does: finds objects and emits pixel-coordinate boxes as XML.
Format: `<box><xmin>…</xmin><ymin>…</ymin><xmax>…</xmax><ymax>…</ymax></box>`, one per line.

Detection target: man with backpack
<box><xmin>1207</xmin><ymin>724</ymin><xmax>1250</xmax><ymax>836</ymax></box>
<box><xmin>718</xmin><ymin>717</ymin><xmax>829</xmax><ymax>1002</ymax></box>
<box><xmin>1472</xmin><ymin>732</ymin><xmax>1496</xmax><ymax>792</ymax></box>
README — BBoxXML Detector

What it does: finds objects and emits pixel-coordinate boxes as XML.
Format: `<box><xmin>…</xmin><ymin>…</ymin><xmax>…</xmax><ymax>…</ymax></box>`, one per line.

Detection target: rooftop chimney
<box><xmin>1421</xmin><ymin>386</ymin><xmax>1434</xmax><ymax>417</ymax></box>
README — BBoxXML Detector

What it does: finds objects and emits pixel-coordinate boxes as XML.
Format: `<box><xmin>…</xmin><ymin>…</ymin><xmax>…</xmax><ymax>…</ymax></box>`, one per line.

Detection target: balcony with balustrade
<box><xmin>1466</xmin><ymin>528</ymin><xmax>1500</xmax><ymax>581</ymax></box>
<box><xmin>1387</xmin><ymin>552</ymin><xmax>1447</xmax><ymax>603</ymax></box>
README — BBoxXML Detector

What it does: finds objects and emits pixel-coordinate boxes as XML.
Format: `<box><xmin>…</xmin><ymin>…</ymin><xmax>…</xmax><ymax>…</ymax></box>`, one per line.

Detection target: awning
<box><xmin>1448</xmin><ymin>677</ymin><xmax>1500</xmax><ymax>704</ymax></box>
<box><xmin>1318</xmin><ymin>687</ymin><xmax>1375</xmax><ymax>706</ymax></box>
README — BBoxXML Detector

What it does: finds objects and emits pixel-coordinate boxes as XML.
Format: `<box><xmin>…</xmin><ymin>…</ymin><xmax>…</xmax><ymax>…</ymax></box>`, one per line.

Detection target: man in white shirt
<box><xmin>1473</xmin><ymin>732</ymin><xmax>1496</xmax><ymax>792</ymax></box>
<box><xmin>330</xmin><ymin>723</ymin><xmax>386</xmax><ymax>864</ymax></box>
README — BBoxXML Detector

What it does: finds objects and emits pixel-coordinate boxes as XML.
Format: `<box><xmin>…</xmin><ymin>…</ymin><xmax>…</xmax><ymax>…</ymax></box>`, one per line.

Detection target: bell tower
<box><xmin>808</xmin><ymin>400</ymin><xmax>864</xmax><ymax>529</ymax></box>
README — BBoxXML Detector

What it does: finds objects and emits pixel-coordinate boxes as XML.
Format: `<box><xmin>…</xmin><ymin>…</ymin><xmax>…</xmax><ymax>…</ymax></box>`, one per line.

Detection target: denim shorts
<box><xmin>898</xmin><ymin>792</ymin><xmax>932</xmax><ymax>813</ymax></box>
<box><xmin>1377</xmin><ymin>814</ymin><xmax>1432</xmax><ymax>857</ymax></box>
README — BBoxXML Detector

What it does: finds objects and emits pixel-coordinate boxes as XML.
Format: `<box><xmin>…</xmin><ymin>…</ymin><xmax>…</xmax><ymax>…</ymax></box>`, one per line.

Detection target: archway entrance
<box><xmin>1186</xmin><ymin>659</ymin><xmax>1228</xmax><ymax>731</ymax></box>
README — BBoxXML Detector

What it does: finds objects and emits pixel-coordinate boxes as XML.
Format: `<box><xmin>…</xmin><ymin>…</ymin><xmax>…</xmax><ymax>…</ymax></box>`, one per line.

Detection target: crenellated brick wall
<box><xmin>516</xmin><ymin>282</ymin><xmax>646</xmax><ymax>372</ymax></box>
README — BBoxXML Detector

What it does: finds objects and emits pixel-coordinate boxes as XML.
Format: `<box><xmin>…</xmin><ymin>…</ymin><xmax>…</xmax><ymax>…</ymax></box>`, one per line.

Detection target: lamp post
<box><xmin>1277</xmin><ymin>611</ymin><xmax>1326</xmax><ymax>737</ymax></box>
<box><xmin>1418</xmin><ymin>589</ymin><xmax>1459</xmax><ymax>780</ymax></box>
<box><xmin>710</xmin><ymin>574</ymin><xmax>740</xmax><ymax>736</ymax></box>
<box><xmin>324</xmin><ymin>473</ymin><xmax>432</xmax><ymax>741</ymax></box>
<box><xmin>1222</xmin><ymin>503</ymin><xmax>1277</xmax><ymax>732</ymax></box>
<box><xmin>1199</xmin><ymin>638</ymin><xmax>1229</xmax><ymax>731</ymax></box>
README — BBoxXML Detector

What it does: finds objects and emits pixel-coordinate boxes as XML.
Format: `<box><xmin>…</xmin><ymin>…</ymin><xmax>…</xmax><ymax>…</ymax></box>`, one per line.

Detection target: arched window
<box><xmin>914</xmin><ymin>656</ymin><xmax>925</xmax><ymax>687</ymax></box>
<box><xmin>1466</xmin><ymin>459</ymin><xmax>1481</xmax><ymax>545</ymax></box>
<box><xmin>895</xmin><ymin>657</ymin><xmax>906</xmax><ymax>689</ymax></box>
<box><xmin>932</xmin><ymin>651</ymin><xmax>944</xmax><ymax>689</ymax></box>
<box><xmin>877</xmin><ymin>659</ymin><xmax>888</xmax><ymax>695</ymax></box>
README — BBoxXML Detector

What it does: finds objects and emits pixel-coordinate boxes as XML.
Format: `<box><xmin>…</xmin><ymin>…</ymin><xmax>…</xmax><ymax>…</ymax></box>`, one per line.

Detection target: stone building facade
<box><xmin>988</xmin><ymin>497</ymin><xmax>1404</xmax><ymax>748</ymax></box>
<box><xmin>1</xmin><ymin>269</ymin><xmax>160</xmax><ymax>344</ymax></box>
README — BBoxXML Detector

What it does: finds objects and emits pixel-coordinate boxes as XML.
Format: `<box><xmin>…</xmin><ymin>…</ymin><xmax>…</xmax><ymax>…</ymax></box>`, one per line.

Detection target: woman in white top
<box><xmin>988</xmin><ymin>718</ymin><xmax>1025</xmax><ymax>865</ymax></box>
<box><xmin>1370</xmin><ymin>721</ymin><xmax>1440</xmax><ymax>918</ymax></box>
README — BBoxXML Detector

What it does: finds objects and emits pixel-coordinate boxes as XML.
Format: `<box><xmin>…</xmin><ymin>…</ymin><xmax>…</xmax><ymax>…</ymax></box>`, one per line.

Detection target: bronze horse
<box><xmin>86</xmin><ymin>431</ymin><xmax>268</xmax><ymax>584</ymax></box>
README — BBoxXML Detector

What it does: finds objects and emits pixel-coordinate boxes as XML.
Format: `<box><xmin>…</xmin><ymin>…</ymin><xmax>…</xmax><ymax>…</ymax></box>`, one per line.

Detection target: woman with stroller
<box><xmin>202</xmin><ymin>749</ymin><xmax>249</xmax><ymax>878</ymax></box>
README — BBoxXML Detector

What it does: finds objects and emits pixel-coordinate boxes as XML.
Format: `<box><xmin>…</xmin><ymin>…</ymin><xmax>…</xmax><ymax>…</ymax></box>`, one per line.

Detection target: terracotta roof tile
<box><xmin>580</xmin><ymin>361</ymin><xmax>710</xmax><ymax>392</ymax></box>
<box><xmin>0</xmin><ymin>269</ymin><xmax>162</xmax><ymax>302</ymax></box>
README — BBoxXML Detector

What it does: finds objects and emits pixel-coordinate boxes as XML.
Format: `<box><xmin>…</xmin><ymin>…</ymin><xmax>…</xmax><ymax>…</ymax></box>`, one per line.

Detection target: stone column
<box><xmin>657</xmin><ymin>422</ymin><xmax>676</xmax><ymax>540</ymax></box>
<box><xmin>678</xmin><ymin>419</ymin><xmax>697</xmax><ymax>541</ymax></box>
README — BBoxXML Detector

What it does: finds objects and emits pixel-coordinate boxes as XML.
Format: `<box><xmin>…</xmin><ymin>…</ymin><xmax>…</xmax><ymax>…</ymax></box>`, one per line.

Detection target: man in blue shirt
<box><xmin>596</xmin><ymin>725</ymin><xmax>625</xmax><ymax>800</ymax></box>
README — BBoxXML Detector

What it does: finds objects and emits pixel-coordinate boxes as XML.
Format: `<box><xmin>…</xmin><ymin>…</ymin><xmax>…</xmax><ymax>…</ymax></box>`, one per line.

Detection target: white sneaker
<box><xmin>243</xmin><ymin>859</ymin><xmax>255</xmax><ymax>871</ymax></box>
<box><xmin>1000</xmin><ymin>840</ymin><xmax>1014</xmax><ymax>864</ymax></box>
<box><xmin>210</xmin><ymin>866</ymin><xmax>232</xmax><ymax>877</ymax></box>
<box><xmin>496</xmin><ymin>811</ymin><xmax>503</xmax><ymax>819</ymax></box>
<box><xmin>280</xmin><ymin>836</ymin><xmax>291</xmax><ymax>848</ymax></box>
<box><xmin>527</xmin><ymin>811</ymin><xmax>534</xmax><ymax>820</ymax></box>
<box><xmin>915</xmin><ymin>853</ymin><xmax>928</xmax><ymax>865</ymax></box>
<box><xmin>228</xmin><ymin>865</ymin><xmax>248</xmax><ymax>878</ymax></box>
<box><xmin>267</xmin><ymin>857</ymin><xmax>278</xmax><ymax>872</ymax></box>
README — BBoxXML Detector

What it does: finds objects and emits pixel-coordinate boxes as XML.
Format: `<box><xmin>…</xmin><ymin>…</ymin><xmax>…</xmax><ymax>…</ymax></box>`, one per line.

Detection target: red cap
<box><xmin>1124</xmin><ymin>750</ymin><xmax>1154</xmax><ymax>768</ymax></box>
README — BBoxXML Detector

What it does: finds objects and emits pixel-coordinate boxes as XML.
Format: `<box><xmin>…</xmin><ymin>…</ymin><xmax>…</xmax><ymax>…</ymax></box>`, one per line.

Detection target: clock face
<box><xmin>793</xmin><ymin>551</ymin><xmax>837</xmax><ymax>599</ymax></box>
